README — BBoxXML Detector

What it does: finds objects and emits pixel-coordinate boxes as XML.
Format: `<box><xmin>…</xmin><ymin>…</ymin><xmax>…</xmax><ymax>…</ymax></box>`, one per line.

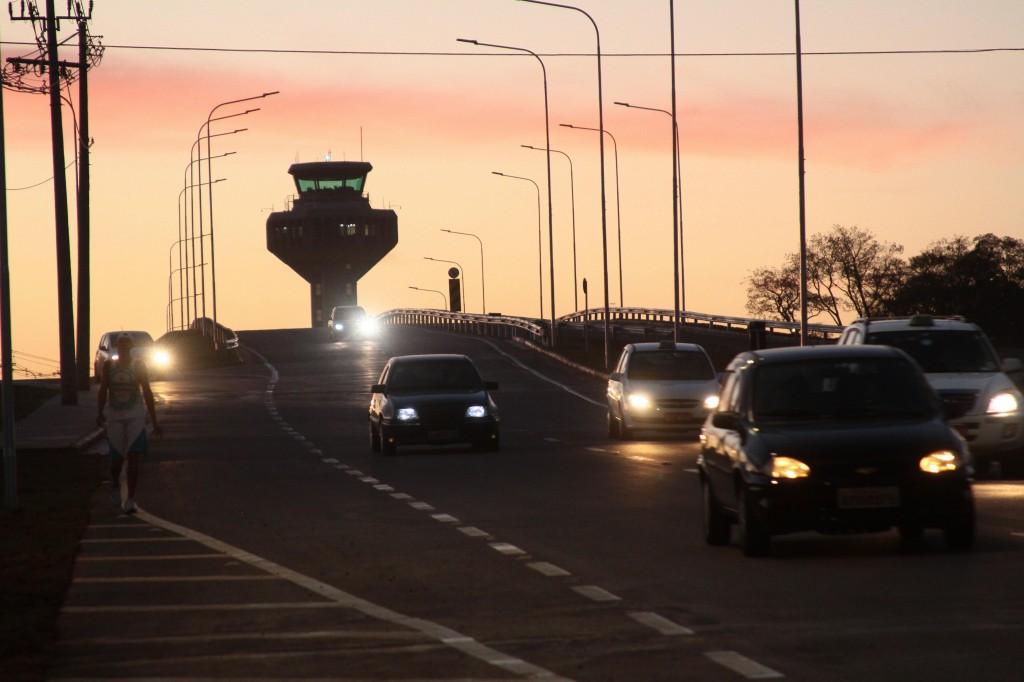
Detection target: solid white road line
<box><xmin>458</xmin><ymin>526</ymin><xmax>490</xmax><ymax>538</ymax></box>
<box><xmin>571</xmin><ymin>585</ymin><xmax>621</xmax><ymax>602</ymax></box>
<box><xmin>72</xmin><ymin>575</ymin><xmax>278</xmax><ymax>584</ymax></box>
<box><xmin>527</xmin><ymin>562</ymin><xmax>571</xmax><ymax>577</ymax></box>
<box><xmin>628</xmin><ymin>611</ymin><xmax>694</xmax><ymax>636</ymax></box>
<box><xmin>705</xmin><ymin>651</ymin><xmax>784</xmax><ymax>679</ymax></box>
<box><xmin>409</xmin><ymin>502</ymin><xmax>435</xmax><ymax>511</ymax></box>
<box><xmin>135</xmin><ymin>507</ymin><xmax>563</xmax><ymax>680</ymax></box>
<box><xmin>474</xmin><ymin>337</ymin><xmax>604</xmax><ymax>408</ymax></box>
<box><xmin>432</xmin><ymin>513</ymin><xmax>459</xmax><ymax>523</ymax></box>
<box><xmin>489</xmin><ymin>543</ymin><xmax>526</xmax><ymax>556</ymax></box>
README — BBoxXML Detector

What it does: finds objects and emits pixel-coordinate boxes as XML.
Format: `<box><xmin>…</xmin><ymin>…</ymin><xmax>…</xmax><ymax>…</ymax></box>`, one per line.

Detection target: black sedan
<box><xmin>368</xmin><ymin>354</ymin><xmax>500</xmax><ymax>454</ymax></box>
<box><xmin>699</xmin><ymin>345</ymin><xmax>974</xmax><ymax>556</ymax></box>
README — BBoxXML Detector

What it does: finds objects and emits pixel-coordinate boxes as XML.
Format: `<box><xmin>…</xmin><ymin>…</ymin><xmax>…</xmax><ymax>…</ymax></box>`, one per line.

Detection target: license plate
<box><xmin>427</xmin><ymin>430</ymin><xmax>458</xmax><ymax>443</ymax></box>
<box><xmin>837</xmin><ymin>486</ymin><xmax>900</xmax><ymax>509</ymax></box>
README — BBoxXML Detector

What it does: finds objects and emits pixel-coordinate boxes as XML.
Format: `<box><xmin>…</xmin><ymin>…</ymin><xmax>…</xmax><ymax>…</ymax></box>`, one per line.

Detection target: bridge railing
<box><xmin>557</xmin><ymin>307</ymin><xmax>843</xmax><ymax>338</ymax></box>
<box><xmin>378</xmin><ymin>309</ymin><xmax>547</xmax><ymax>343</ymax></box>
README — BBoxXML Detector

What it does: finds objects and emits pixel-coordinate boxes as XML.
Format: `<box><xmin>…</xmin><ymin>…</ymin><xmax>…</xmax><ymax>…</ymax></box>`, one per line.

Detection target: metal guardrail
<box><xmin>190</xmin><ymin>316</ymin><xmax>240</xmax><ymax>350</ymax></box>
<box><xmin>557</xmin><ymin>307</ymin><xmax>843</xmax><ymax>337</ymax></box>
<box><xmin>379</xmin><ymin>309</ymin><xmax>547</xmax><ymax>342</ymax></box>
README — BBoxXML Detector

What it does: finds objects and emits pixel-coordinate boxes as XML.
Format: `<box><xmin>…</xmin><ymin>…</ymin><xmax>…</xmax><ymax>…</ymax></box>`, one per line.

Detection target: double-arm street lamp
<box><xmin>424</xmin><ymin>256</ymin><xmax>467</xmax><ymax>311</ymax></box>
<box><xmin>409</xmin><ymin>285</ymin><xmax>448</xmax><ymax>310</ymax></box>
<box><xmin>523</xmin><ymin>144</ymin><xmax>578</xmax><ymax>312</ymax></box>
<box><xmin>492</xmin><ymin>171</ymin><xmax>544</xmax><ymax>321</ymax></box>
<box><xmin>441</xmin><ymin>228</ymin><xmax>487</xmax><ymax>314</ymax></box>
<box><xmin>174</xmin><ymin>173</ymin><xmax>229</xmax><ymax>331</ymax></box>
<box><xmin>516</xmin><ymin>0</ymin><xmax>610</xmax><ymax>367</ymax></box>
<box><xmin>460</xmin><ymin>38</ymin><xmax>556</xmax><ymax>346</ymax></box>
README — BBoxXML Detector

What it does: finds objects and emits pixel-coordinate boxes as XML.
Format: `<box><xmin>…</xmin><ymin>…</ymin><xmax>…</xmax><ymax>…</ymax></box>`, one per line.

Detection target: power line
<box><xmin>5</xmin><ymin>159</ymin><xmax>76</xmax><ymax>191</ymax></box>
<box><xmin>2</xmin><ymin>40</ymin><xmax>1024</xmax><ymax>58</ymax></box>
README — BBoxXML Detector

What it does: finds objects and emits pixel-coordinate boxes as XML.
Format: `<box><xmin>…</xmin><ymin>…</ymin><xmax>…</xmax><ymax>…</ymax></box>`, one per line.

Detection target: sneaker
<box><xmin>121</xmin><ymin>499</ymin><xmax>139</xmax><ymax>514</ymax></box>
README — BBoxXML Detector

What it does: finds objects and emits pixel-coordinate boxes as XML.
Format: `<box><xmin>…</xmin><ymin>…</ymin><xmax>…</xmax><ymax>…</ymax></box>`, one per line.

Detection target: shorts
<box><xmin>107</xmin><ymin>416</ymin><xmax>148</xmax><ymax>461</ymax></box>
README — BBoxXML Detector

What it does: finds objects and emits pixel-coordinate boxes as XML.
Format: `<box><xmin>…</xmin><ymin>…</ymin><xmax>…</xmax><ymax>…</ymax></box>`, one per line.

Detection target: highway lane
<box><xmin>127</xmin><ymin>326</ymin><xmax>1024</xmax><ymax>681</ymax></box>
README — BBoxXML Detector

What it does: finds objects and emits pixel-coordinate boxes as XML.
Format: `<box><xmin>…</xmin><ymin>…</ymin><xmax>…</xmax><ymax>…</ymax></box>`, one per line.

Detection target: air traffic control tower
<box><xmin>266</xmin><ymin>162</ymin><xmax>397</xmax><ymax>327</ymax></box>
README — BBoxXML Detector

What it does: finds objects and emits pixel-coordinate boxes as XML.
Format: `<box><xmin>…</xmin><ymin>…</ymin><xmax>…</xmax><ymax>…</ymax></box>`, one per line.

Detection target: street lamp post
<box><xmin>441</xmin><ymin>229</ymin><xmax>486</xmax><ymax>314</ymax></box>
<box><xmin>201</xmin><ymin>91</ymin><xmax>279</xmax><ymax>347</ymax></box>
<box><xmin>517</xmin><ymin>0</ymin><xmax>610</xmax><ymax>368</ymax></box>
<box><xmin>424</xmin><ymin>256</ymin><xmax>467</xmax><ymax>312</ymax></box>
<box><xmin>794</xmin><ymin>0</ymin><xmax>809</xmax><ymax>346</ymax></box>
<box><xmin>560</xmin><ymin>122</ymin><xmax>623</xmax><ymax>308</ymax></box>
<box><xmin>613</xmin><ymin>100</ymin><xmax>686</xmax><ymax>333</ymax></box>
<box><xmin>523</xmin><ymin>144</ymin><xmax>577</xmax><ymax>312</ymax></box>
<box><xmin>460</xmin><ymin>39</ymin><xmax>556</xmax><ymax>346</ymax></box>
<box><xmin>175</xmin><ymin>175</ymin><xmax>228</xmax><ymax>331</ymax></box>
<box><xmin>409</xmin><ymin>285</ymin><xmax>448</xmax><ymax>310</ymax></box>
<box><xmin>492</xmin><ymin>171</ymin><xmax>544</xmax><ymax>321</ymax></box>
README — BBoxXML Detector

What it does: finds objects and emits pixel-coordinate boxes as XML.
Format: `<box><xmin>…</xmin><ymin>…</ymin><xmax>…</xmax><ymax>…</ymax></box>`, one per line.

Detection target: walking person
<box><xmin>96</xmin><ymin>333</ymin><xmax>162</xmax><ymax>514</ymax></box>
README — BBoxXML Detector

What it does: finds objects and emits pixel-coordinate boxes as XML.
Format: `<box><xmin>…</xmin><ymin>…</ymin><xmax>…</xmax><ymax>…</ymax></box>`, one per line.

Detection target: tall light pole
<box><xmin>613</xmin><ymin>100</ymin><xmax>686</xmax><ymax>321</ymax></box>
<box><xmin>794</xmin><ymin>0</ymin><xmax>809</xmax><ymax>346</ymax></box>
<box><xmin>441</xmin><ymin>229</ymin><xmax>486</xmax><ymax>314</ymax></box>
<box><xmin>173</xmin><ymin>176</ymin><xmax>227</xmax><ymax>331</ymax></box>
<box><xmin>560</xmin><ymin>122</ymin><xmax>623</xmax><ymax>308</ymax></box>
<box><xmin>1</xmin><ymin>18</ymin><xmax>17</xmax><ymax>507</ymax></box>
<box><xmin>460</xmin><ymin>39</ymin><xmax>556</xmax><ymax>346</ymax></box>
<box><xmin>202</xmin><ymin>91</ymin><xmax>278</xmax><ymax>346</ymax></box>
<box><xmin>492</xmin><ymin>171</ymin><xmax>544</xmax><ymax>321</ymax></box>
<box><xmin>517</xmin><ymin>0</ymin><xmax>610</xmax><ymax>368</ymax></box>
<box><xmin>424</xmin><ymin>256</ymin><xmax>467</xmax><ymax>311</ymax></box>
<box><xmin>409</xmin><ymin>285</ymin><xmax>448</xmax><ymax>310</ymax></box>
<box><xmin>523</xmin><ymin>144</ymin><xmax>578</xmax><ymax>312</ymax></box>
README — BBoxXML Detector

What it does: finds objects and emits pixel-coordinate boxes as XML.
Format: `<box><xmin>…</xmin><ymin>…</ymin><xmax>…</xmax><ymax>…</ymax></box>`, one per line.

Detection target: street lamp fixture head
<box><xmin>558</xmin><ymin>123</ymin><xmax>576</xmax><ymax>129</ymax></box>
<box><xmin>613</xmin><ymin>101</ymin><xmax>631</xmax><ymax>107</ymax></box>
<box><xmin>262</xmin><ymin>91</ymin><xmax>280</xmax><ymax>97</ymax></box>
<box><xmin>491</xmin><ymin>171</ymin><xmax>504</xmax><ymax>176</ymax></box>
<box><xmin>456</xmin><ymin>38</ymin><xmax>479</xmax><ymax>45</ymax></box>
<box><xmin>232</xmin><ymin>128</ymin><xmax>249</xmax><ymax>134</ymax></box>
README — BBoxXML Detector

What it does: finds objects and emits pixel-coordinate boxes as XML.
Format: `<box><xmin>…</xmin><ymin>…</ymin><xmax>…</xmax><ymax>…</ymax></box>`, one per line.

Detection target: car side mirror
<box><xmin>371</xmin><ymin>383</ymin><xmax>386</xmax><ymax>394</ymax></box>
<box><xmin>711</xmin><ymin>412</ymin><xmax>742</xmax><ymax>432</ymax></box>
<box><xmin>1001</xmin><ymin>357</ymin><xmax>1023</xmax><ymax>373</ymax></box>
<box><xmin>484</xmin><ymin>381</ymin><xmax>499</xmax><ymax>391</ymax></box>
<box><xmin>609</xmin><ymin>372</ymin><xmax>623</xmax><ymax>382</ymax></box>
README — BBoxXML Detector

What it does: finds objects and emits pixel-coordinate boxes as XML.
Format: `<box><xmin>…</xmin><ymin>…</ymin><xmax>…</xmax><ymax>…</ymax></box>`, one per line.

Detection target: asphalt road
<box><xmin>58</xmin><ymin>326</ymin><xmax>1024</xmax><ymax>681</ymax></box>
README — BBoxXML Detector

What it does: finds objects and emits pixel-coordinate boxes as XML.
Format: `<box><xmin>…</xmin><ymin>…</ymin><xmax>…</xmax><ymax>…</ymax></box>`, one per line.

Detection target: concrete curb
<box><xmin>510</xmin><ymin>337</ymin><xmax>608</xmax><ymax>381</ymax></box>
<box><xmin>73</xmin><ymin>427</ymin><xmax>106</xmax><ymax>451</ymax></box>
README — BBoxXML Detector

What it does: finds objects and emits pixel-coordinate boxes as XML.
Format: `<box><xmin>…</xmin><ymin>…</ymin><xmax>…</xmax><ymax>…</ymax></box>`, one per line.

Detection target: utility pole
<box><xmin>794</xmin><ymin>0</ymin><xmax>809</xmax><ymax>346</ymax></box>
<box><xmin>75</xmin><ymin>18</ymin><xmax>91</xmax><ymax>389</ymax></box>
<box><xmin>1</xmin><ymin>20</ymin><xmax>19</xmax><ymax>509</ymax></box>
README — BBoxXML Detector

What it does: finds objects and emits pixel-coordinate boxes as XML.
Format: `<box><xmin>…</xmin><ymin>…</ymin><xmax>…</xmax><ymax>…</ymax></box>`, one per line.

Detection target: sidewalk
<box><xmin>11</xmin><ymin>388</ymin><xmax>104</xmax><ymax>452</ymax></box>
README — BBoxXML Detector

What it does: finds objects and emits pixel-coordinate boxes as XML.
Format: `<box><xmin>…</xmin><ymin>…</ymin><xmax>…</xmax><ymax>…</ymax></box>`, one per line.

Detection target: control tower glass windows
<box><xmin>296</xmin><ymin>176</ymin><xmax>366</xmax><ymax>194</ymax></box>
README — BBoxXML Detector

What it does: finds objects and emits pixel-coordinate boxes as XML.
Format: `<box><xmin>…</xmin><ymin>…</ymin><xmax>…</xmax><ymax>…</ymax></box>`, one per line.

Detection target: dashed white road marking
<box><xmin>628</xmin><ymin>455</ymin><xmax>654</xmax><ymax>463</ymax></box>
<box><xmin>458</xmin><ymin>526</ymin><xmax>490</xmax><ymax>538</ymax></box>
<box><xmin>572</xmin><ymin>585</ymin><xmax>621</xmax><ymax>602</ymax></box>
<box><xmin>409</xmin><ymin>501</ymin><xmax>435</xmax><ymax>511</ymax></box>
<box><xmin>489</xmin><ymin>542</ymin><xmax>526</xmax><ymax>556</ymax></box>
<box><xmin>390</xmin><ymin>493</ymin><xmax>413</xmax><ymax>500</ymax></box>
<box><xmin>544</xmin><ymin>437</ymin><xmax>561</xmax><ymax>443</ymax></box>
<box><xmin>1011</xmin><ymin>532</ymin><xmax>1024</xmax><ymax>538</ymax></box>
<box><xmin>73</xmin><ymin>575</ymin><xmax>279</xmax><ymax>584</ymax></box>
<box><xmin>134</xmin><ymin>504</ymin><xmax>562</xmax><ymax>679</ymax></box>
<box><xmin>586</xmin><ymin>447</ymin><xmax>609</xmax><ymax>453</ymax></box>
<box><xmin>705</xmin><ymin>651</ymin><xmax>784</xmax><ymax>679</ymax></box>
<box><xmin>360</xmin><ymin>476</ymin><xmax>380</xmax><ymax>484</ymax></box>
<box><xmin>321</xmin><ymin>457</ymin><xmax>339</xmax><ymax>463</ymax></box>
<box><xmin>348</xmin><ymin>469</ymin><xmax>364</xmax><ymax>476</ymax></box>
<box><xmin>432</xmin><ymin>513</ymin><xmax>459</xmax><ymax>523</ymax></box>
<box><xmin>374</xmin><ymin>484</ymin><xmax>395</xmax><ymax>492</ymax></box>
<box><xmin>310</xmin><ymin>449</ymin><xmax>323</xmax><ymax>456</ymax></box>
<box><xmin>334</xmin><ymin>464</ymin><xmax>349</xmax><ymax>470</ymax></box>
<box><xmin>527</xmin><ymin>562</ymin><xmax>571</xmax><ymax>577</ymax></box>
<box><xmin>628</xmin><ymin>611</ymin><xmax>694</xmax><ymax>636</ymax></box>
<box><xmin>684</xmin><ymin>468</ymin><xmax>699</xmax><ymax>474</ymax></box>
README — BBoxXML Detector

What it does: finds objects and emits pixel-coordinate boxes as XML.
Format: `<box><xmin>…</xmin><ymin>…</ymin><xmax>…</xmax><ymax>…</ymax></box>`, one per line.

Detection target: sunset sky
<box><xmin>3</xmin><ymin>0</ymin><xmax>1023</xmax><ymax>374</ymax></box>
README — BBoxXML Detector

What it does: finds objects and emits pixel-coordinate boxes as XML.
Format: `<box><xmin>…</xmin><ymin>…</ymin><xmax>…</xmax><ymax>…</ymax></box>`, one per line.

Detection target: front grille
<box><xmin>939</xmin><ymin>390</ymin><xmax>977</xmax><ymax>420</ymax></box>
<box><xmin>656</xmin><ymin>398</ymin><xmax>699</xmax><ymax>410</ymax></box>
<box><xmin>416</xmin><ymin>404</ymin><xmax>466</xmax><ymax>427</ymax></box>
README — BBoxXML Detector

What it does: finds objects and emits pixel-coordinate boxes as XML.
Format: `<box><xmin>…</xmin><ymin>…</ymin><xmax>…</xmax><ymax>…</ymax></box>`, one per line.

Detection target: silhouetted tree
<box><xmin>746</xmin><ymin>254</ymin><xmax>801</xmax><ymax>322</ymax></box>
<box><xmin>811</xmin><ymin>225</ymin><xmax>906</xmax><ymax>320</ymax></box>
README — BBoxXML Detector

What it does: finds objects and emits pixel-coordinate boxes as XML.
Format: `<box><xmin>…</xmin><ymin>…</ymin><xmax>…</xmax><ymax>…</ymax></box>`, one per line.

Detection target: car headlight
<box><xmin>151</xmin><ymin>349</ymin><xmax>171</xmax><ymax>368</ymax></box>
<box><xmin>703</xmin><ymin>394</ymin><xmax>720</xmax><ymax>410</ymax></box>
<box><xmin>396</xmin><ymin>407</ymin><xmax>419</xmax><ymax>422</ymax></box>
<box><xmin>987</xmin><ymin>392</ymin><xmax>1020</xmax><ymax>416</ymax></box>
<box><xmin>333</xmin><ymin>322</ymin><xmax>344</xmax><ymax>331</ymax></box>
<box><xmin>626</xmin><ymin>393</ymin><xmax>652</xmax><ymax>410</ymax></box>
<box><xmin>465</xmin><ymin>405</ymin><xmax>487</xmax><ymax>418</ymax></box>
<box><xmin>919</xmin><ymin>450</ymin><xmax>959</xmax><ymax>474</ymax></box>
<box><xmin>358</xmin><ymin>318</ymin><xmax>380</xmax><ymax>336</ymax></box>
<box><xmin>771</xmin><ymin>456</ymin><xmax>811</xmax><ymax>479</ymax></box>
<box><xmin>111</xmin><ymin>352</ymin><xmax>120</xmax><ymax>361</ymax></box>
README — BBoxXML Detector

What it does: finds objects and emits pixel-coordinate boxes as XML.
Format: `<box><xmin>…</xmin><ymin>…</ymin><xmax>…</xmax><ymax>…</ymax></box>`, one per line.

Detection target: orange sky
<box><xmin>3</xmin><ymin>0</ymin><xmax>1024</xmax><ymax>374</ymax></box>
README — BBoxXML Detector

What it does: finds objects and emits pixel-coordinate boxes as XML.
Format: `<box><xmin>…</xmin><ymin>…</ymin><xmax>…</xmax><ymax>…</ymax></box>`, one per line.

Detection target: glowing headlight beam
<box><xmin>465</xmin><ymin>405</ymin><xmax>487</xmax><ymax>418</ymax></box>
<box><xmin>920</xmin><ymin>450</ymin><xmax>958</xmax><ymax>474</ymax></box>
<box><xmin>703</xmin><ymin>394</ymin><xmax>720</xmax><ymax>410</ymax></box>
<box><xmin>396</xmin><ymin>407</ymin><xmax>419</xmax><ymax>422</ymax></box>
<box><xmin>987</xmin><ymin>392</ymin><xmax>1020</xmax><ymax>416</ymax></box>
<box><xmin>627</xmin><ymin>393</ymin><xmax>652</xmax><ymax>411</ymax></box>
<box><xmin>771</xmin><ymin>456</ymin><xmax>811</xmax><ymax>479</ymax></box>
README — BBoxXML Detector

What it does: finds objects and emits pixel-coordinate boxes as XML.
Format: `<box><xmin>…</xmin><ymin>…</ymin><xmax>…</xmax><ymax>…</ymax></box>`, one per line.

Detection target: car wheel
<box><xmin>944</xmin><ymin>501</ymin><xmax>976</xmax><ymax>552</ymax></box>
<box><xmin>737</xmin><ymin>485</ymin><xmax>771</xmax><ymax>557</ymax></box>
<box><xmin>369</xmin><ymin>423</ymin><xmax>381</xmax><ymax>453</ymax></box>
<box><xmin>381</xmin><ymin>428</ymin><xmax>397</xmax><ymax>456</ymax></box>
<box><xmin>702</xmin><ymin>478</ymin><xmax>731</xmax><ymax>546</ymax></box>
<box><xmin>607</xmin><ymin>412</ymin><xmax>620</xmax><ymax>439</ymax></box>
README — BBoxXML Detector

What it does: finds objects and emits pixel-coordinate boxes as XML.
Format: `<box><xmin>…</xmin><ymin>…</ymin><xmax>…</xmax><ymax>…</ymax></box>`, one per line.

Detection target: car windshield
<box><xmin>387</xmin><ymin>359</ymin><xmax>483</xmax><ymax>393</ymax></box>
<box><xmin>334</xmin><ymin>307</ymin><xmax>366</xmax><ymax>321</ymax></box>
<box><xmin>867</xmin><ymin>330</ymin><xmax>1000</xmax><ymax>373</ymax></box>
<box><xmin>628</xmin><ymin>350</ymin><xmax>715</xmax><ymax>381</ymax></box>
<box><xmin>752</xmin><ymin>357</ymin><xmax>938</xmax><ymax>422</ymax></box>
<box><xmin>117</xmin><ymin>332</ymin><xmax>153</xmax><ymax>347</ymax></box>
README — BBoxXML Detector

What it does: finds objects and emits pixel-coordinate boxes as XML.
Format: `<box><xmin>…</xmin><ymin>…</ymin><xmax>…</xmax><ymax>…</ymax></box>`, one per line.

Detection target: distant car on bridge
<box><xmin>328</xmin><ymin>305</ymin><xmax>379</xmax><ymax>340</ymax></box>
<box><xmin>699</xmin><ymin>345</ymin><xmax>974</xmax><ymax>556</ymax></box>
<box><xmin>606</xmin><ymin>341</ymin><xmax>721</xmax><ymax>440</ymax></box>
<box><xmin>94</xmin><ymin>331</ymin><xmax>172</xmax><ymax>381</ymax></box>
<box><xmin>368</xmin><ymin>354</ymin><xmax>500</xmax><ymax>455</ymax></box>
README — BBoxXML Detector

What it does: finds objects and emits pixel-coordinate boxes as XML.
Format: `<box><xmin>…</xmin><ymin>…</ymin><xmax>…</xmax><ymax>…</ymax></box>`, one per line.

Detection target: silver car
<box><xmin>607</xmin><ymin>341</ymin><xmax>721</xmax><ymax>440</ymax></box>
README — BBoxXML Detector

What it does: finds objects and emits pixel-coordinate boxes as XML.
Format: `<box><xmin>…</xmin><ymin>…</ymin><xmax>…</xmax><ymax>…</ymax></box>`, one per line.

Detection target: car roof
<box><xmin>389</xmin><ymin>354</ymin><xmax>473</xmax><ymax>364</ymax></box>
<box><xmin>728</xmin><ymin>344</ymin><xmax>906</xmax><ymax>370</ymax></box>
<box><xmin>628</xmin><ymin>342</ymin><xmax>706</xmax><ymax>352</ymax></box>
<box><xmin>852</xmin><ymin>317</ymin><xmax>978</xmax><ymax>333</ymax></box>
<box><xmin>104</xmin><ymin>330</ymin><xmax>153</xmax><ymax>340</ymax></box>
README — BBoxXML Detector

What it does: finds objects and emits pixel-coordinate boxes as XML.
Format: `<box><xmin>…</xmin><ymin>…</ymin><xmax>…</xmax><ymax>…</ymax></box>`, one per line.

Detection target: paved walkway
<box><xmin>12</xmin><ymin>388</ymin><xmax>103</xmax><ymax>451</ymax></box>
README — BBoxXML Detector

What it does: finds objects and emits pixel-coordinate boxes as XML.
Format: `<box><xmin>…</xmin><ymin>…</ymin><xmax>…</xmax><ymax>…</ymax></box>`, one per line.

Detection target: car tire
<box><xmin>944</xmin><ymin>503</ymin><xmax>976</xmax><ymax>552</ymax></box>
<box><xmin>369</xmin><ymin>423</ymin><xmax>381</xmax><ymax>453</ymax></box>
<box><xmin>607</xmin><ymin>412</ymin><xmax>620</xmax><ymax>439</ymax></box>
<box><xmin>702</xmin><ymin>478</ymin><xmax>731</xmax><ymax>546</ymax></box>
<box><xmin>381</xmin><ymin>427</ymin><xmax>397</xmax><ymax>456</ymax></box>
<box><xmin>737</xmin><ymin>485</ymin><xmax>771</xmax><ymax>557</ymax></box>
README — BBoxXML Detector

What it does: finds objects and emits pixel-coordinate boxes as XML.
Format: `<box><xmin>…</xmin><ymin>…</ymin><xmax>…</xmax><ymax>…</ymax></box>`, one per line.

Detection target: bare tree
<box><xmin>745</xmin><ymin>254</ymin><xmax>802</xmax><ymax>322</ymax></box>
<box><xmin>812</xmin><ymin>225</ymin><xmax>906</xmax><ymax>318</ymax></box>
